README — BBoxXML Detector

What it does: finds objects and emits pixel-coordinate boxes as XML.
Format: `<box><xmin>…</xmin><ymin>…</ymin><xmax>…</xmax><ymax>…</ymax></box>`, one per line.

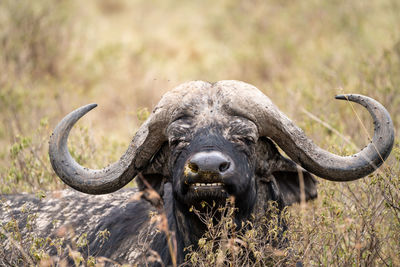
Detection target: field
<box><xmin>1</xmin><ymin>0</ymin><xmax>399</xmax><ymax>265</ymax></box>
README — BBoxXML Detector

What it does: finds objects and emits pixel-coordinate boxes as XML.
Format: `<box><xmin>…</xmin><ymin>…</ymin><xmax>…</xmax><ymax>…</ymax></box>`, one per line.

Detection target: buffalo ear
<box><xmin>256</xmin><ymin>137</ymin><xmax>318</xmax><ymax>206</ymax></box>
<box><xmin>136</xmin><ymin>142</ymin><xmax>170</xmax><ymax>198</ymax></box>
<box><xmin>272</xmin><ymin>169</ymin><xmax>318</xmax><ymax>206</ymax></box>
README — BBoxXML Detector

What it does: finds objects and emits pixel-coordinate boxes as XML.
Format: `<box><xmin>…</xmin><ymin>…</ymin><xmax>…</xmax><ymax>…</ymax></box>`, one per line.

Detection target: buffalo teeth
<box><xmin>193</xmin><ymin>183</ymin><xmax>223</xmax><ymax>187</ymax></box>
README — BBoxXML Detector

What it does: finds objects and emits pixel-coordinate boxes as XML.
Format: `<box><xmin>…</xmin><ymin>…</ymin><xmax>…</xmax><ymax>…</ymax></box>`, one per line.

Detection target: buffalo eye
<box><xmin>233</xmin><ymin>135</ymin><xmax>256</xmax><ymax>146</ymax></box>
<box><xmin>167</xmin><ymin>117</ymin><xmax>194</xmax><ymax>147</ymax></box>
<box><xmin>168</xmin><ymin>133</ymin><xmax>190</xmax><ymax>148</ymax></box>
<box><xmin>169</xmin><ymin>137</ymin><xmax>182</xmax><ymax>147</ymax></box>
<box><xmin>240</xmin><ymin>135</ymin><xmax>256</xmax><ymax>145</ymax></box>
<box><xmin>228</xmin><ymin>117</ymin><xmax>258</xmax><ymax>145</ymax></box>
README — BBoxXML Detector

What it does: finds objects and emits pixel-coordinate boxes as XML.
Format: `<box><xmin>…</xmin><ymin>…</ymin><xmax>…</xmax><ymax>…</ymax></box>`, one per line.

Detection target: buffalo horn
<box><xmin>49</xmin><ymin>103</ymin><xmax>168</xmax><ymax>194</ymax></box>
<box><xmin>219</xmin><ymin>80</ymin><xmax>394</xmax><ymax>181</ymax></box>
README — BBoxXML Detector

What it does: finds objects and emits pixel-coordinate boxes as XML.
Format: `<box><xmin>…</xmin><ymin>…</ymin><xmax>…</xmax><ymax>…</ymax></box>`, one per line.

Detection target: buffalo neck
<box><xmin>173</xmin><ymin>200</ymin><xmax>209</xmax><ymax>253</ymax></box>
<box><xmin>171</xmin><ymin>196</ymin><xmax>256</xmax><ymax>259</ymax></box>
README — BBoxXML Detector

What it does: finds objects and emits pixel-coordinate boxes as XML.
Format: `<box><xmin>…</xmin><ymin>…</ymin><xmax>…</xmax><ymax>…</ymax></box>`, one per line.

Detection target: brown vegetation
<box><xmin>1</xmin><ymin>0</ymin><xmax>399</xmax><ymax>265</ymax></box>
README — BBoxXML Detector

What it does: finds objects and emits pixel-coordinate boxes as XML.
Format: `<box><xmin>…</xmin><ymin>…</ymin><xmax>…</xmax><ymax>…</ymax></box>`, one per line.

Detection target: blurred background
<box><xmin>1</xmin><ymin>0</ymin><xmax>399</xmax><ymax>265</ymax></box>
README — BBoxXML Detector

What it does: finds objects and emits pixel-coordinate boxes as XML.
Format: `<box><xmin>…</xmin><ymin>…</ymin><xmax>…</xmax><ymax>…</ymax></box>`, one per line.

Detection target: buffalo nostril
<box><xmin>219</xmin><ymin>162</ymin><xmax>230</xmax><ymax>172</ymax></box>
<box><xmin>188</xmin><ymin>162</ymin><xmax>199</xmax><ymax>173</ymax></box>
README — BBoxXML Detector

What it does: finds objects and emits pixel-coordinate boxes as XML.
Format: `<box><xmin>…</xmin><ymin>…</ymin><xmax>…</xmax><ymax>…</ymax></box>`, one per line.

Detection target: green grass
<box><xmin>1</xmin><ymin>0</ymin><xmax>399</xmax><ymax>265</ymax></box>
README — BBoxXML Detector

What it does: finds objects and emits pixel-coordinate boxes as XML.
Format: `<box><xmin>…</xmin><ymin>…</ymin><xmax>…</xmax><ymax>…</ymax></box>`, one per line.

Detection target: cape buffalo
<box><xmin>0</xmin><ymin>80</ymin><xmax>394</xmax><ymax>265</ymax></box>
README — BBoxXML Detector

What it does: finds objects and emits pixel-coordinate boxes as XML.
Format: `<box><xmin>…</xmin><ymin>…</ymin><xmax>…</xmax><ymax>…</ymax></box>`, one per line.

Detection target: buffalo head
<box><xmin>49</xmin><ymin>80</ymin><xmax>394</xmax><ymax>223</ymax></box>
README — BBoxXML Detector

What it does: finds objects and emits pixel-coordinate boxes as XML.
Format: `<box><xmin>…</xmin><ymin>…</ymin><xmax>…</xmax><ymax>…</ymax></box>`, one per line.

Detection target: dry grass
<box><xmin>1</xmin><ymin>0</ymin><xmax>399</xmax><ymax>265</ymax></box>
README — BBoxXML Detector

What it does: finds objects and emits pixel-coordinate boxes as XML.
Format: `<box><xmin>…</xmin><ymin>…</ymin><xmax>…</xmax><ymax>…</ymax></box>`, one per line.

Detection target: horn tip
<box><xmin>87</xmin><ymin>103</ymin><xmax>98</xmax><ymax>109</ymax></box>
<box><xmin>335</xmin><ymin>94</ymin><xmax>347</xmax><ymax>100</ymax></box>
<box><xmin>335</xmin><ymin>94</ymin><xmax>358</xmax><ymax>101</ymax></box>
<box><xmin>80</xmin><ymin>103</ymin><xmax>98</xmax><ymax>114</ymax></box>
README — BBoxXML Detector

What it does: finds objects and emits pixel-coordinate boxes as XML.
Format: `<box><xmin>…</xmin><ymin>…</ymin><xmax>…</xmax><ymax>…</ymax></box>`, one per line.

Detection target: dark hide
<box><xmin>0</xmin><ymin>137</ymin><xmax>317</xmax><ymax>266</ymax></box>
<box><xmin>0</xmin><ymin>188</ymin><xmax>171</xmax><ymax>266</ymax></box>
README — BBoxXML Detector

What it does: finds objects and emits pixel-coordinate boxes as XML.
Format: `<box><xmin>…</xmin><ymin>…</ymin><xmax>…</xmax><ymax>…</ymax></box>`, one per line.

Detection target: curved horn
<box><xmin>49</xmin><ymin>103</ymin><xmax>168</xmax><ymax>194</ymax></box>
<box><xmin>268</xmin><ymin>94</ymin><xmax>394</xmax><ymax>181</ymax></box>
<box><xmin>218</xmin><ymin>81</ymin><xmax>394</xmax><ymax>181</ymax></box>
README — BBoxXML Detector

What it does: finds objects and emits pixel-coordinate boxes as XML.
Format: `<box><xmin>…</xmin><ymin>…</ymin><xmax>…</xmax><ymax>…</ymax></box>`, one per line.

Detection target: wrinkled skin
<box><xmin>169</xmin><ymin>122</ymin><xmax>257</xmax><ymax>210</ymax></box>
